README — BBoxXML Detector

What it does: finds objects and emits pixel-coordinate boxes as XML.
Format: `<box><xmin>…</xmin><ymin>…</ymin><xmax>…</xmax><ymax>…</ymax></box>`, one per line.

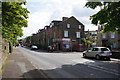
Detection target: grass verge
<box><xmin>0</xmin><ymin>53</ymin><xmax>10</xmax><ymax>73</ymax></box>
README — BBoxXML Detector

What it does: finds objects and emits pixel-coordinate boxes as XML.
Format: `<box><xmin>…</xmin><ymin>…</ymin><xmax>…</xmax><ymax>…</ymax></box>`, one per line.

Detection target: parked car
<box><xmin>21</xmin><ymin>44</ymin><xmax>24</xmax><ymax>47</ymax></box>
<box><xmin>83</xmin><ymin>47</ymin><xmax>112</xmax><ymax>60</ymax></box>
<box><xmin>31</xmin><ymin>45</ymin><xmax>38</xmax><ymax>50</ymax></box>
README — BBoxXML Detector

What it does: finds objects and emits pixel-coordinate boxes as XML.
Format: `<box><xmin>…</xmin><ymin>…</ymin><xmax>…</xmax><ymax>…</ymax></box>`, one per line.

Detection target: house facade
<box><xmin>85</xmin><ymin>30</ymin><xmax>98</xmax><ymax>47</ymax></box>
<box><xmin>96</xmin><ymin>25</ymin><xmax>120</xmax><ymax>51</ymax></box>
<box><xmin>30</xmin><ymin>16</ymin><xmax>85</xmax><ymax>51</ymax></box>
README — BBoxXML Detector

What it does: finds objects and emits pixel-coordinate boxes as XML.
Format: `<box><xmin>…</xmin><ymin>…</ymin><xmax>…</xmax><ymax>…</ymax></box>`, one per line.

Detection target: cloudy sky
<box><xmin>22</xmin><ymin>0</ymin><xmax>100</xmax><ymax>38</ymax></box>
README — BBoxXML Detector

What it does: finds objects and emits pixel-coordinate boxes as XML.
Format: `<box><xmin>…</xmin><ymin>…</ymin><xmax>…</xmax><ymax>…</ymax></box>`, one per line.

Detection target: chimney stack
<box><xmin>62</xmin><ymin>17</ymin><xmax>68</xmax><ymax>21</ymax></box>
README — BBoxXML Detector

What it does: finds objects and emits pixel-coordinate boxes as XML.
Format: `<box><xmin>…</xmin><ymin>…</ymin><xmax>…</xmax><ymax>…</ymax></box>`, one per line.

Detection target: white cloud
<box><xmin>21</xmin><ymin>0</ymin><xmax>100</xmax><ymax>38</ymax></box>
<box><xmin>85</xmin><ymin>24</ymin><xmax>98</xmax><ymax>31</ymax></box>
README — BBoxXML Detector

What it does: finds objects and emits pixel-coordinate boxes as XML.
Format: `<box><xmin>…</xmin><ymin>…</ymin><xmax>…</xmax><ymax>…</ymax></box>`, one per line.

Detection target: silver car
<box><xmin>83</xmin><ymin>47</ymin><xmax>112</xmax><ymax>60</ymax></box>
<box><xmin>31</xmin><ymin>45</ymin><xmax>38</xmax><ymax>50</ymax></box>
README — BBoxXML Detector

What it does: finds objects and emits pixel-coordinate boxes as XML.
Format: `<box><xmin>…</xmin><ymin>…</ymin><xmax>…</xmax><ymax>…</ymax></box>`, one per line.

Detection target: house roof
<box><xmin>57</xmin><ymin>16</ymin><xmax>84</xmax><ymax>26</ymax></box>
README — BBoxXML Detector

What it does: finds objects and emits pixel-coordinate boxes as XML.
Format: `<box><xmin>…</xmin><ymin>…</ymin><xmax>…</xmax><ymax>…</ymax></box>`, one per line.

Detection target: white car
<box><xmin>31</xmin><ymin>45</ymin><xmax>38</xmax><ymax>50</ymax></box>
<box><xmin>83</xmin><ymin>47</ymin><xmax>112</xmax><ymax>60</ymax></box>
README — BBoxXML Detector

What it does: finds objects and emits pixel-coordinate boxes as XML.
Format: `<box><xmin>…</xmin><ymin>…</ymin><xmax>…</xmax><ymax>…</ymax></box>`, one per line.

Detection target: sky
<box><xmin>21</xmin><ymin>0</ymin><xmax>100</xmax><ymax>39</ymax></box>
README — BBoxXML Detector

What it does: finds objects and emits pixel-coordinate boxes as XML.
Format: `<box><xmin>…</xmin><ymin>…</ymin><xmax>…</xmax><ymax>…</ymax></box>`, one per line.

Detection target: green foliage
<box><xmin>82</xmin><ymin>38</ymin><xmax>93</xmax><ymax>45</ymax></box>
<box><xmin>25</xmin><ymin>36</ymin><xmax>31</xmax><ymax>44</ymax></box>
<box><xmin>85</xmin><ymin>2</ymin><xmax>102</xmax><ymax>9</ymax></box>
<box><xmin>18</xmin><ymin>39</ymin><xmax>22</xmax><ymax>43</ymax></box>
<box><xmin>2</xmin><ymin>2</ymin><xmax>29</xmax><ymax>44</ymax></box>
<box><xmin>85</xmin><ymin>1</ymin><xmax>120</xmax><ymax>33</ymax></box>
<box><xmin>0</xmin><ymin>27</ymin><xmax>2</xmax><ymax>37</ymax></box>
<box><xmin>107</xmin><ymin>41</ymin><xmax>113</xmax><ymax>46</ymax></box>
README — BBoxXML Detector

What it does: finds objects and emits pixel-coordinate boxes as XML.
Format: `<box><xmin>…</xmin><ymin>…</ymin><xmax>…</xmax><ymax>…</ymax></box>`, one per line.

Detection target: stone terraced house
<box><xmin>96</xmin><ymin>25</ymin><xmax>120</xmax><ymax>51</ymax></box>
<box><xmin>30</xmin><ymin>16</ymin><xmax>86</xmax><ymax>51</ymax></box>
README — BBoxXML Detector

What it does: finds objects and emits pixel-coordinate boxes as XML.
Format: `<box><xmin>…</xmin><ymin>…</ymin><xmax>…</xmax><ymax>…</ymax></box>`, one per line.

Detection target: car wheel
<box><xmin>95</xmin><ymin>55</ymin><xmax>101</xmax><ymax>60</ymax></box>
<box><xmin>106</xmin><ymin>57</ymin><xmax>111</xmax><ymax>61</ymax></box>
<box><xmin>83</xmin><ymin>53</ymin><xmax>86</xmax><ymax>58</ymax></box>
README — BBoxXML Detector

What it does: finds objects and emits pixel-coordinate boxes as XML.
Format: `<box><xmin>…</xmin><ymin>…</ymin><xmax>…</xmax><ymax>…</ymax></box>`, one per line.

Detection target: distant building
<box><xmin>85</xmin><ymin>30</ymin><xmax>98</xmax><ymax>47</ymax></box>
<box><xmin>31</xmin><ymin>16</ymin><xmax>86</xmax><ymax>51</ymax></box>
<box><xmin>96</xmin><ymin>25</ymin><xmax>120</xmax><ymax>51</ymax></box>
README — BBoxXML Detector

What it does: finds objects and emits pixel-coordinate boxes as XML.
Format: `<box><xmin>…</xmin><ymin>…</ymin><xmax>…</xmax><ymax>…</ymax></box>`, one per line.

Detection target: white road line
<box><xmin>88</xmin><ymin>65</ymin><xmax>120</xmax><ymax>76</ymax></box>
<box><xmin>72</xmin><ymin>59</ymin><xmax>120</xmax><ymax>76</ymax></box>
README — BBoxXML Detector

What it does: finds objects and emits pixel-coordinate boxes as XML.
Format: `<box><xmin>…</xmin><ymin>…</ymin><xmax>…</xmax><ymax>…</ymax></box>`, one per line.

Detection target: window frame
<box><xmin>78</xmin><ymin>25</ymin><xmax>81</xmax><ymax>29</ymax></box>
<box><xmin>76</xmin><ymin>32</ymin><xmax>80</xmax><ymax>38</ymax></box>
<box><xmin>67</xmin><ymin>24</ymin><xmax>70</xmax><ymax>28</ymax></box>
<box><xmin>64</xmin><ymin>31</ymin><xmax>68</xmax><ymax>37</ymax></box>
<box><xmin>102</xmin><ymin>33</ymin><xmax>106</xmax><ymax>38</ymax></box>
<box><xmin>110</xmin><ymin>33</ymin><xmax>115</xmax><ymax>38</ymax></box>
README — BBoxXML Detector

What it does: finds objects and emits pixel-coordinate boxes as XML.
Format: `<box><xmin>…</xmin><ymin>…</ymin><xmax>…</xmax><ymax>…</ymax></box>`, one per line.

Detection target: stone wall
<box><xmin>0</xmin><ymin>37</ymin><xmax>9</xmax><ymax>71</ymax></box>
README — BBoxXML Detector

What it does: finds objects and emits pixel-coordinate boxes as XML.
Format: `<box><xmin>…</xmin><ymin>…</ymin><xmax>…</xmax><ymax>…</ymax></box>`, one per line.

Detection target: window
<box><xmin>54</xmin><ymin>32</ymin><xmax>56</xmax><ymax>37</ymax></box>
<box><xmin>88</xmin><ymin>48</ymin><xmax>92</xmax><ymax>51</ymax></box>
<box><xmin>92</xmin><ymin>32</ymin><xmax>97</xmax><ymax>35</ymax></box>
<box><xmin>50</xmin><ymin>22</ymin><xmax>54</xmax><ymax>27</ymax></box>
<box><xmin>94</xmin><ymin>36</ymin><xmax>97</xmax><ymax>40</ymax></box>
<box><xmin>78</xmin><ymin>25</ymin><xmax>81</xmax><ymax>29</ymax></box>
<box><xmin>92</xmin><ymin>48</ymin><xmax>99</xmax><ymax>51</ymax></box>
<box><xmin>101</xmin><ymin>48</ymin><xmax>109</xmax><ymax>51</ymax></box>
<box><xmin>95</xmin><ymin>32</ymin><xmax>97</xmax><ymax>34</ymax></box>
<box><xmin>111</xmin><ymin>33</ymin><xmax>115</xmax><ymax>38</ymax></box>
<box><xmin>113</xmin><ymin>42</ymin><xmax>116</xmax><ymax>48</ymax></box>
<box><xmin>76</xmin><ymin>32</ymin><xmax>80</xmax><ymax>38</ymax></box>
<box><xmin>51</xmin><ymin>23</ymin><xmax>54</xmax><ymax>26</ymax></box>
<box><xmin>102</xmin><ymin>33</ymin><xmax>106</xmax><ymax>38</ymax></box>
<box><xmin>67</xmin><ymin>24</ymin><xmax>70</xmax><ymax>28</ymax></box>
<box><xmin>64</xmin><ymin>31</ymin><xmax>68</xmax><ymax>37</ymax></box>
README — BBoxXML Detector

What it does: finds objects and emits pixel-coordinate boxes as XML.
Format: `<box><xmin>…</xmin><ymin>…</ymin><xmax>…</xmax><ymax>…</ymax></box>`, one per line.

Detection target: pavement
<box><xmin>2</xmin><ymin>47</ymin><xmax>47</xmax><ymax>80</ymax></box>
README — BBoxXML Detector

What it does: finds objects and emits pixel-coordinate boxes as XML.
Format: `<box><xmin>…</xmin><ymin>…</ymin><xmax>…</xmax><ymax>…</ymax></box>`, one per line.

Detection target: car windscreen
<box><xmin>101</xmin><ymin>48</ymin><xmax>109</xmax><ymax>51</ymax></box>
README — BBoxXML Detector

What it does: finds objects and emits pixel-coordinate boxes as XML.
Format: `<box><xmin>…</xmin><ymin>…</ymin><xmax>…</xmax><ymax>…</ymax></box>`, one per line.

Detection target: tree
<box><xmin>85</xmin><ymin>1</ymin><xmax>120</xmax><ymax>33</ymax></box>
<box><xmin>82</xmin><ymin>38</ymin><xmax>93</xmax><ymax>48</ymax></box>
<box><xmin>24</xmin><ymin>36</ymin><xmax>31</xmax><ymax>47</ymax></box>
<box><xmin>2</xmin><ymin>2</ymin><xmax>29</xmax><ymax>44</ymax></box>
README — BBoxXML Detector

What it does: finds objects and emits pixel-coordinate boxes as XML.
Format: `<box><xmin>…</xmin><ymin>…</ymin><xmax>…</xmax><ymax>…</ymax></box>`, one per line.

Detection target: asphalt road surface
<box><xmin>19</xmin><ymin>47</ymin><xmax>120</xmax><ymax>78</ymax></box>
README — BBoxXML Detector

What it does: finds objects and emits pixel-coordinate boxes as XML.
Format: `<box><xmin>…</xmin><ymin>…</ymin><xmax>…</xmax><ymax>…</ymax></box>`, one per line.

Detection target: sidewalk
<box><xmin>2</xmin><ymin>47</ymin><xmax>46</xmax><ymax>80</ymax></box>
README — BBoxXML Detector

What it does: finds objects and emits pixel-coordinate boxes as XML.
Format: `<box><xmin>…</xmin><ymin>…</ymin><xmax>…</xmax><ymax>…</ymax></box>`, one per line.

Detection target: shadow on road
<box><xmin>21</xmin><ymin>62</ymin><xmax>119</xmax><ymax>80</ymax></box>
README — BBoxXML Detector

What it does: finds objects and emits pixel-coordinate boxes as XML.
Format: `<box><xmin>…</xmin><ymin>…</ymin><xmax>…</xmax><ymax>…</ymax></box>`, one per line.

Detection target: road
<box><xmin>19</xmin><ymin>47</ymin><xmax>120</xmax><ymax>78</ymax></box>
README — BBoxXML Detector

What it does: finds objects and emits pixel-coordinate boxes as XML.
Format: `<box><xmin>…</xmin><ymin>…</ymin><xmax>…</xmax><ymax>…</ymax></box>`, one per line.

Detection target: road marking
<box><xmin>87</xmin><ymin>65</ymin><xmax>120</xmax><ymax>76</ymax></box>
<box><xmin>90</xmin><ymin>74</ymin><xmax>94</xmax><ymax>76</ymax></box>
<box><xmin>72</xmin><ymin>59</ymin><xmax>120</xmax><ymax>76</ymax></box>
<box><xmin>72</xmin><ymin>59</ymin><xmax>95</xmax><ymax>63</ymax></box>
